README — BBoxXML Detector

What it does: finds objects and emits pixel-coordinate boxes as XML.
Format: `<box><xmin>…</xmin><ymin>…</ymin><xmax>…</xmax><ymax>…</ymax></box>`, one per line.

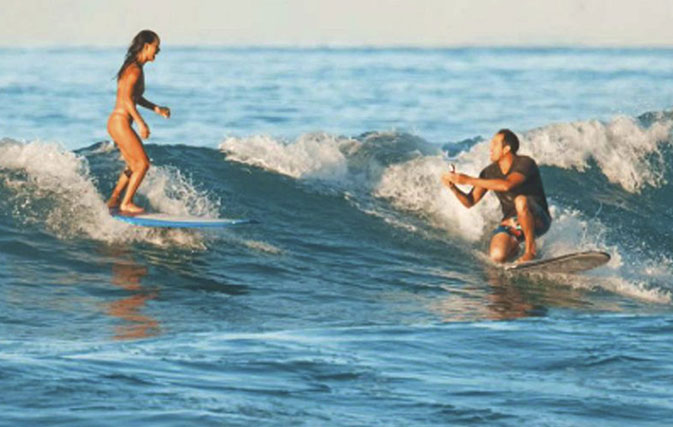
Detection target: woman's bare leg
<box><xmin>108</xmin><ymin>115</ymin><xmax>150</xmax><ymax>214</ymax></box>
<box><xmin>120</xmin><ymin>163</ymin><xmax>149</xmax><ymax>214</ymax></box>
<box><xmin>107</xmin><ymin>168</ymin><xmax>131</xmax><ymax>209</ymax></box>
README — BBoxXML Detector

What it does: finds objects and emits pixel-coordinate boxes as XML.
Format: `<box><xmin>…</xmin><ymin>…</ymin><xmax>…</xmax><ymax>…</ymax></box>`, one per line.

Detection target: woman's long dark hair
<box><xmin>116</xmin><ymin>30</ymin><xmax>159</xmax><ymax>81</ymax></box>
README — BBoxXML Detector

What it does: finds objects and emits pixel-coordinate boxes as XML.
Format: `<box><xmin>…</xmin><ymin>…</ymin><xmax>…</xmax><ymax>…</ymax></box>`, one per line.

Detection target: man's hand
<box><xmin>441</xmin><ymin>173</ymin><xmax>456</xmax><ymax>188</ymax></box>
<box><xmin>442</xmin><ymin>164</ymin><xmax>457</xmax><ymax>188</ymax></box>
<box><xmin>443</xmin><ymin>164</ymin><xmax>470</xmax><ymax>187</ymax></box>
<box><xmin>445</xmin><ymin>171</ymin><xmax>470</xmax><ymax>185</ymax></box>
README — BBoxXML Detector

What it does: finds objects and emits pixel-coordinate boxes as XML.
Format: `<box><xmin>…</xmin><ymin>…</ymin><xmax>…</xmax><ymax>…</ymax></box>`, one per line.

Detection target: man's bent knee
<box><xmin>489</xmin><ymin>247</ymin><xmax>509</xmax><ymax>263</ymax></box>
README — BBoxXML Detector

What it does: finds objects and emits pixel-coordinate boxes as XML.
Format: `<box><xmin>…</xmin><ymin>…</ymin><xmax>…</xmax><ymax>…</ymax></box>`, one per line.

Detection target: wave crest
<box><xmin>0</xmin><ymin>139</ymin><xmax>217</xmax><ymax>248</ymax></box>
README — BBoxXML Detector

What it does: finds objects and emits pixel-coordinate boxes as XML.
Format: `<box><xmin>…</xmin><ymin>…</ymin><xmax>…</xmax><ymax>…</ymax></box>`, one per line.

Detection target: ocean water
<box><xmin>1</xmin><ymin>47</ymin><xmax>673</xmax><ymax>425</ymax></box>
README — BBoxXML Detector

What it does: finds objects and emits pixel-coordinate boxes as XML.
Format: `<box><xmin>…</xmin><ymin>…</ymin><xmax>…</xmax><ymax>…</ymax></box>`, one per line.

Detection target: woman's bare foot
<box><xmin>119</xmin><ymin>203</ymin><xmax>145</xmax><ymax>215</ymax></box>
<box><xmin>107</xmin><ymin>196</ymin><xmax>120</xmax><ymax>209</ymax></box>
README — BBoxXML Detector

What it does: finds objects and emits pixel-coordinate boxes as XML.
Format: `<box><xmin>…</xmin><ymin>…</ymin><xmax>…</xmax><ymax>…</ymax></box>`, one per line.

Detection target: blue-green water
<box><xmin>1</xmin><ymin>47</ymin><xmax>672</xmax><ymax>425</ymax></box>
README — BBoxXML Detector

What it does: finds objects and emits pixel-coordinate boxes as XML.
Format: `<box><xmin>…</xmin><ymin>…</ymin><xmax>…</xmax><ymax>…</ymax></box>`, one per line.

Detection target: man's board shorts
<box><xmin>492</xmin><ymin>197</ymin><xmax>551</xmax><ymax>243</ymax></box>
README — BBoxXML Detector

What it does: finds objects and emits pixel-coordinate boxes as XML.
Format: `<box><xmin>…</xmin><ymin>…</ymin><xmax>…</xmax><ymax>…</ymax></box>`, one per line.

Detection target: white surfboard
<box><xmin>111</xmin><ymin>212</ymin><xmax>257</xmax><ymax>229</ymax></box>
<box><xmin>504</xmin><ymin>251</ymin><xmax>610</xmax><ymax>274</ymax></box>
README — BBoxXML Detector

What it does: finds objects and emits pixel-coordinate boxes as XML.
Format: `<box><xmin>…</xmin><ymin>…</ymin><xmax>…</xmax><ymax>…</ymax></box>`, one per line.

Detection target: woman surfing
<box><xmin>107</xmin><ymin>29</ymin><xmax>170</xmax><ymax>215</ymax></box>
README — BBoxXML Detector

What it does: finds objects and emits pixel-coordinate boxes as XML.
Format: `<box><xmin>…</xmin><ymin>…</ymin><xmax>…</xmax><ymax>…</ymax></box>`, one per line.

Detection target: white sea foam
<box><xmin>374</xmin><ymin>155</ymin><xmax>496</xmax><ymax>242</ymax></box>
<box><xmin>0</xmin><ymin>139</ymin><xmax>119</xmax><ymax>240</ymax></box>
<box><xmin>0</xmin><ymin>139</ymin><xmax>216</xmax><ymax>249</ymax></box>
<box><xmin>140</xmin><ymin>166</ymin><xmax>220</xmax><ymax>218</ymax></box>
<box><xmin>219</xmin><ymin>133</ymin><xmax>355</xmax><ymax>180</ymax></box>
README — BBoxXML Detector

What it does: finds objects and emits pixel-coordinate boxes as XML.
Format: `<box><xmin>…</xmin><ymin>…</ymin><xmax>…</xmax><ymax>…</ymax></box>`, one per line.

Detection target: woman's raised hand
<box><xmin>155</xmin><ymin>106</ymin><xmax>171</xmax><ymax>119</ymax></box>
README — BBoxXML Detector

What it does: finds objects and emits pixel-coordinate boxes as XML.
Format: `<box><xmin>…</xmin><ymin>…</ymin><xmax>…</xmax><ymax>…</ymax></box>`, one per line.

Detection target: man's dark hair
<box><xmin>497</xmin><ymin>129</ymin><xmax>519</xmax><ymax>154</ymax></box>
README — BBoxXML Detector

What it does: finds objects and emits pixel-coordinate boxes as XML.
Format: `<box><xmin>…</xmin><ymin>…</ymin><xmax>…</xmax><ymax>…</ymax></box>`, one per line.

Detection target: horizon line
<box><xmin>3</xmin><ymin>43</ymin><xmax>673</xmax><ymax>50</ymax></box>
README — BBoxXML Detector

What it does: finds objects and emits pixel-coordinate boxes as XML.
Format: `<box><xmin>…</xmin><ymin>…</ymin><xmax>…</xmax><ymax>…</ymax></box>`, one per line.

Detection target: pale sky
<box><xmin>2</xmin><ymin>0</ymin><xmax>673</xmax><ymax>47</ymax></box>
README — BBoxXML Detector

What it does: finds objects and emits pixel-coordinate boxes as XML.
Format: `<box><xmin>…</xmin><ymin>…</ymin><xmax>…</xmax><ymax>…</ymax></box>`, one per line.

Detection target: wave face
<box><xmin>4</xmin><ymin>110</ymin><xmax>672</xmax><ymax>306</ymax></box>
<box><xmin>2</xmin><ymin>112</ymin><xmax>671</xmax><ymax>309</ymax></box>
<box><xmin>220</xmin><ymin>112</ymin><xmax>673</xmax><ymax>304</ymax></box>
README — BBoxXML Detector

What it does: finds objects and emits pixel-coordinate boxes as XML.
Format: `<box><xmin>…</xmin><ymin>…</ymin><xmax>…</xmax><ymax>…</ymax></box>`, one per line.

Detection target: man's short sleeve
<box><xmin>479</xmin><ymin>164</ymin><xmax>493</xmax><ymax>179</ymax></box>
<box><xmin>511</xmin><ymin>156</ymin><xmax>535</xmax><ymax>179</ymax></box>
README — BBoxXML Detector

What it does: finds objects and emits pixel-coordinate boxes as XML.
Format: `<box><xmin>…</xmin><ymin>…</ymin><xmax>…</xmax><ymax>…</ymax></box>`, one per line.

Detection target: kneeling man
<box><xmin>442</xmin><ymin>129</ymin><xmax>551</xmax><ymax>263</ymax></box>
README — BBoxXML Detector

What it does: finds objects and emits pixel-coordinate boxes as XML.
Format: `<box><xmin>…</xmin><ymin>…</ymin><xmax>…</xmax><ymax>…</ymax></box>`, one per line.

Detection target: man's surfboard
<box><xmin>504</xmin><ymin>251</ymin><xmax>610</xmax><ymax>274</ymax></box>
<box><xmin>111</xmin><ymin>212</ymin><xmax>257</xmax><ymax>229</ymax></box>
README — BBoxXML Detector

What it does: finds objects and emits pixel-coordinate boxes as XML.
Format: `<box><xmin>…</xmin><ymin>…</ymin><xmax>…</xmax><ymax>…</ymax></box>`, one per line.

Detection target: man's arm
<box><xmin>449</xmin><ymin>172</ymin><xmax>526</xmax><ymax>192</ymax></box>
<box><xmin>442</xmin><ymin>174</ymin><xmax>488</xmax><ymax>208</ymax></box>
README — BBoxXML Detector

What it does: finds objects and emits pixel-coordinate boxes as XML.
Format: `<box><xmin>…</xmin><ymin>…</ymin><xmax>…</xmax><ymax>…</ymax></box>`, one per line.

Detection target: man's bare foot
<box><xmin>119</xmin><ymin>203</ymin><xmax>145</xmax><ymax>215</ymax></box>
<box><xmin>515</xmin><ymin>251</ymin><xmax>536</xmax><ymax>263</ymax></box>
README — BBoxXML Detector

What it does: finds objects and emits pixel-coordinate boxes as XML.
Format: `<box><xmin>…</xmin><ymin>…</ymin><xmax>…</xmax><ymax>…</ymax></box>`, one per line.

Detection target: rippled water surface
<box><xmin>1</xmin><ymin>47</ymin><xmax>672</xmax><ymax>425</ymax></box>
